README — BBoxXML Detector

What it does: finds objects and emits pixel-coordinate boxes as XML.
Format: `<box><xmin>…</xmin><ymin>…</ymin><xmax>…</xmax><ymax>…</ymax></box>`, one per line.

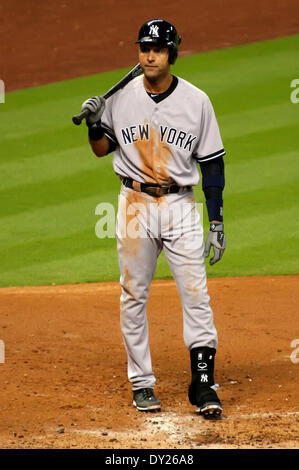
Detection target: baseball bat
<box><xmin>72</xmin><ymin>63</ymin><xmax>143</xmax><ymax>125</ymax></box>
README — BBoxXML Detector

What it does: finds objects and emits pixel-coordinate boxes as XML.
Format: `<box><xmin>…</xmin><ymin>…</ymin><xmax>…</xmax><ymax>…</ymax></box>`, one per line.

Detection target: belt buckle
<box><xmin>132</xmin><ymin>180</ymin><xmax>141</xmax><ymax>192</ymax></box>
<box><xmin>156</xmin><ymin>186</ymin><xmax>167</xmax><ymax>197</ymax></box>
<box><xmin>145</xmin><ymin>186</ymin><xmax>160</xmax><ymax>197</ymax></box>
<box><xmin>144</xmin><ymin>185</ymin><xmax>165</xmax><ymax>198</ymax></box>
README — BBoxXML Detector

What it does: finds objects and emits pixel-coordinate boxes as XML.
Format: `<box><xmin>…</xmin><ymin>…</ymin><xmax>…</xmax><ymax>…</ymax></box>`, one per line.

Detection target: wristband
<box><xmin>88</xmin><ymin>122</ymin><xmax>105</xmax><ymax>141</ymax></box>
<box><xmin>206</xmin><ymin>198</ymin><xmax>223</xmax><ymax>222</ymax></box>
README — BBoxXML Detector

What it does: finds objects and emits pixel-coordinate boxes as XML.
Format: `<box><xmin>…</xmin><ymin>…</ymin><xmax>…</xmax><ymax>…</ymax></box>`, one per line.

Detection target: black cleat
<box><xmin>189</xmin><ymin>383</ymin><xmax>222</xmax><ymax>419</ymax></box>
<box><xmin>133</xmin><ymin>388</ymin><xmax>161</xmax><ymax>412</ymax></box>
<box><xmin>196</xmin><ymin>400</ymin><xmax>223</xmax><ymax>419</ymax></box>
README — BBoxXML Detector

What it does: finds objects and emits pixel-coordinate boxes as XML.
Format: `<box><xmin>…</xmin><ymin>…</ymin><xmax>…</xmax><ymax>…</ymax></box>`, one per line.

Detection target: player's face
<box><xmin>139</xmin><ymin>44</ymin><xmax>170</xmax><ymax>81</ymax></box>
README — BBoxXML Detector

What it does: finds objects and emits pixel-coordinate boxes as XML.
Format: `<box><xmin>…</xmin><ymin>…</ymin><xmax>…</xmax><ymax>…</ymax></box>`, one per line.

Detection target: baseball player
<box><xmin>81</xmin><ymin>19</ymin><xmax>226</xmax><ymax>418</ymax></box>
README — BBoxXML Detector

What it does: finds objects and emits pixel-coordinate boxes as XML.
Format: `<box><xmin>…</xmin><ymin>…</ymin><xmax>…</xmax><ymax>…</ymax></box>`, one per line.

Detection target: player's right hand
<box><xmin>81</xmin><ymin>96</ymin><xmax>106</xmax><ymax>127</ymax></box>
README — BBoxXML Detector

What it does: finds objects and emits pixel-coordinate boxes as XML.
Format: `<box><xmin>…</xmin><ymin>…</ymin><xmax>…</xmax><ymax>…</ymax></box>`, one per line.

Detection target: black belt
<box><xmin>122</xmin><ymin>178</ymin><xmax>191</xmax><ymax>198</ymax></box>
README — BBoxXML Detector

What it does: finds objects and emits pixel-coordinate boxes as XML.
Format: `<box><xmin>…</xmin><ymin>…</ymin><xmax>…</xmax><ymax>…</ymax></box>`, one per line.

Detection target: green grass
<box><xmin>0</xmin><ymin>35</ymin><xmax>299</xmax><ymax>286</ymax></box>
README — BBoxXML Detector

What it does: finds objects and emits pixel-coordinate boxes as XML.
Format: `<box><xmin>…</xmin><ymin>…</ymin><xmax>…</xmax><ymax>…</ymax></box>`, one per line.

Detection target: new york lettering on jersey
<box><xmin>101</xmin><ymin>75</ymin><xmax>225</xmax><ymax>186</ymax></box>
<box><xmin>121</xmin><ymin>124</ymin><xmax>197</xmax><ymax>152</ymax></box>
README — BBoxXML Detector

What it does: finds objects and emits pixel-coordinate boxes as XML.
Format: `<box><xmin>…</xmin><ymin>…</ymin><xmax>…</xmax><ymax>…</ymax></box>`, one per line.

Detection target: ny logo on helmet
<box><xmin>149</xmin><ymin>25</ymin><xmax>159</xmax><ymax>37</ymax></box>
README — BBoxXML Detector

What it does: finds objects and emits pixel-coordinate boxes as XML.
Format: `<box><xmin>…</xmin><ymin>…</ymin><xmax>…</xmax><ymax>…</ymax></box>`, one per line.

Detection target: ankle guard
<box><xmin>188</xmin><ymin>347</ymin><xmax>218</xmax><ymax>405</ymax></box>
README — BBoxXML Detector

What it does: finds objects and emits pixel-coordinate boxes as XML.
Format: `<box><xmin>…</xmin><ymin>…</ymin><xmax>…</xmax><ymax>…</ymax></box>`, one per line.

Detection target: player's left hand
<box><xmin>204</xmin><ymin>223</ymin><xmax>226</xmax><ymax>265</ymax></box>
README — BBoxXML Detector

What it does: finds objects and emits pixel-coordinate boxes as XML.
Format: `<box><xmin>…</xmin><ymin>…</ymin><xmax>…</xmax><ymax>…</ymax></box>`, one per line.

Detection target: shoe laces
<box><xmin>141</xmin><ymin>388</ymin><xmax>154</xmax><ymax>400</ymax></box>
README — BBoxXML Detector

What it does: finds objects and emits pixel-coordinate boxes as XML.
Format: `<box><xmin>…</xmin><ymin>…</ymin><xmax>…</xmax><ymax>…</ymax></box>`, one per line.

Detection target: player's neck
<box><xmin>143</xmin><ymin>73</ymin><xmax>173</xmax><ymax>95</ymax></box>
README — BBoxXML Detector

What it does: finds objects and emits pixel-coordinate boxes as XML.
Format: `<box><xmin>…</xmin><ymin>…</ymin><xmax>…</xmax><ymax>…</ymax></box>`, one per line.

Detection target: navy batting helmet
<box><xmin>136</xmin><ymin>19</ymin><xmax>182</xmax><ymax>65</ymax></box>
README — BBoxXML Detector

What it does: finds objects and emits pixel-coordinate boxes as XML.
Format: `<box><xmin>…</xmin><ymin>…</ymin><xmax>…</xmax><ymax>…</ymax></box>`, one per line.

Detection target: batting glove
<box><xmin>204</xmin><ymin>223</ymin><xmax>226</xmax><ymax>265</ymax></box>
<box><xmin>81</xmin><ymin>96</ymin><xmax>106</xmax><ymax>127</ymax></box>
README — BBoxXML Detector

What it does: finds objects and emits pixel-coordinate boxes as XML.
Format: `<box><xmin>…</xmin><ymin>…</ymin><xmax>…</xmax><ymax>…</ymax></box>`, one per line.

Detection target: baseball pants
<box><xmin>116</xmin><ymin>185</ymin><xmax>218</xmax><ymax>391</ymax></box>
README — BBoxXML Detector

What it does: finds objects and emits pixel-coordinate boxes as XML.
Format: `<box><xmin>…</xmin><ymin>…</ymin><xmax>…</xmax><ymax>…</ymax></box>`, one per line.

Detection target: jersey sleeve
<box><xmin>193</xmin><ymin>96</ymin><xmax>225</xmax><ymax>163</ymax></box>
<box><xmin>101</xmin><ymin>97</ymin><xmax>119</xmax><ymax>148</ymax></box>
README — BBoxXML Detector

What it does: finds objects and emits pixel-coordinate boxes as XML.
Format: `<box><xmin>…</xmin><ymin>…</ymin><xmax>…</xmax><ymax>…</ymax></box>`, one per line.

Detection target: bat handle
<box><xmin>72</xmin><ymin>109</ymin><xmax>91</xmax><ymax>125</ymax></box>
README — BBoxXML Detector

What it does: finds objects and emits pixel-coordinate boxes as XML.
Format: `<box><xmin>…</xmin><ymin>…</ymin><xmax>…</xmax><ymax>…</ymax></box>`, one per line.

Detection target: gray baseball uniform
<box><xmin>101</xmin><ymin>74</ymin><xmax>225</xmax><ymax>391</ymax></box>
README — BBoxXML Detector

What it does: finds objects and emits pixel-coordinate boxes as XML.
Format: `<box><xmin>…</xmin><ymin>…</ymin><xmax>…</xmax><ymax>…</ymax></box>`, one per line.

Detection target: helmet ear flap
<box><xmin>168</xmin><ymin>44</ymin><xmax>177</xmax><ymax>65</ymax></box>
<box><xmin>168</xmin><ymin>34</ymin><xmax>181</xmax><ymax>64</ymax></box>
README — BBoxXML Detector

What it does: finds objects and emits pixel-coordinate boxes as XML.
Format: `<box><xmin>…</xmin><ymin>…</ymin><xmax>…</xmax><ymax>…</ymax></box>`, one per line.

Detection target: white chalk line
<box><xmin>70</xmin><ymin>412</ymin><xmax>197</xmax><ymax>447</ymax></box>
<box><xmin>237</xmin><ymin>411</ymin><xmax>299</xmax><ymax>419</ymax></box>
<box><xmin>69</xmin><ymin>410</ymin><xmax>299</xmax><ymax>446</ymax></box>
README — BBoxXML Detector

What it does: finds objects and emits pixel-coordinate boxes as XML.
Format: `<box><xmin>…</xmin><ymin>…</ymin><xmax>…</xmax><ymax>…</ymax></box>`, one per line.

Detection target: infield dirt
<box><xmin>0</xmin><ymin>0</ymin><xmax>298</xmax><ymax>450</ymax></box>
<box><xmin>0</xmin><ymin>276</ymin><xmax>298</xmax><ymax>448</ymax></box>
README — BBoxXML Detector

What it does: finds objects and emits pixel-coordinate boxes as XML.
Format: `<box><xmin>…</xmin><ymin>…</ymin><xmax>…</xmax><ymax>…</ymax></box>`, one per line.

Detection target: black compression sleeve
<box><xmin>203</xmin><ymin>186</ymin><xmax>223</xmax><ymax>199</ymax></box>
<box><xmin>199</xmin><ymin>156</ymin><xmax>225</xmax><ymax>221</ymax></box>
<box><xmin>200</xmin><ymin>156</ymin><xmax>225</xmax><ymax>190</ymax></box>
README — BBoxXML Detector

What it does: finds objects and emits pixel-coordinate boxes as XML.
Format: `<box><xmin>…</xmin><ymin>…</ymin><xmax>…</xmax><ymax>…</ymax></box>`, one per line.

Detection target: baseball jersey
<box><xmin>101</xmin><ymin>75</ymin><xmax>225</xmax><ymax>187</ymax></box>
